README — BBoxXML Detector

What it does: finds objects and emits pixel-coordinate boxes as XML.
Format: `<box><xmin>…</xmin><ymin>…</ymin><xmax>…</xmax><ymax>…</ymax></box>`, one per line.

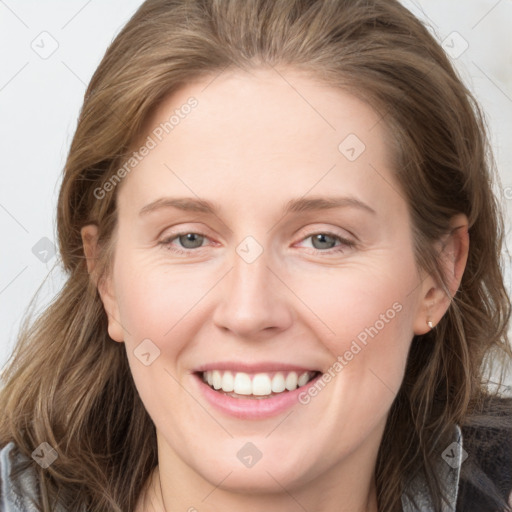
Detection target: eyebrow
<box><xmin>138</xmin><ymin>195</ymin><xmax>377</xmax><ymax>217</ymax></box>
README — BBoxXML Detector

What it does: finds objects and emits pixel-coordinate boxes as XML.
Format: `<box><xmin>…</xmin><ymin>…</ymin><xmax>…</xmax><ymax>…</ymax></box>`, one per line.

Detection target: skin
<box><xmin>82</xmin><ymin>66</ymin><xmax>469</xmax><ymax>512</ymax></box>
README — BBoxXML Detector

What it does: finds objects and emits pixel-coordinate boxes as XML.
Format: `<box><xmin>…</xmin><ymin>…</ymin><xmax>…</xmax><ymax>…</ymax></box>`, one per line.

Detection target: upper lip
<box><xmin>193</xmin><ymin>361</ymin><xmax>321</xmax><ymax>373</ymax></box>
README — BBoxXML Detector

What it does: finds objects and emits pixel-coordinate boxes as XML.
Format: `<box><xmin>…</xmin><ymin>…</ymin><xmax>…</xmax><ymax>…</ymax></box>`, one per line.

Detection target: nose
<box><xmin>212</xmin><ymin>248</ymin><xmax>294</xmax><ymax>339</ymax></box>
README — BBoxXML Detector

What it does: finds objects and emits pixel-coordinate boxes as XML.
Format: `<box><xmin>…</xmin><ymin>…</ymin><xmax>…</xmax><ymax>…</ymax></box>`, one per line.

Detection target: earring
<box><xmin>427</xmin><ymin>320</ymin><xmax>434</xmax><ymax>329</ymax></box>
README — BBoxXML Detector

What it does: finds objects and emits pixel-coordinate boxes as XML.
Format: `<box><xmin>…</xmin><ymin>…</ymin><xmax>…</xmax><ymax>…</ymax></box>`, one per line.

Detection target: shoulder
<box><xmin>457</xmin><ymin>396</ymin><xmax>512</xmax><ymax>512</ymax></box>
<box><xmin>0</xmin><ymin>441</ymin><xmax>41</xmax><ymax>511</ymax></box>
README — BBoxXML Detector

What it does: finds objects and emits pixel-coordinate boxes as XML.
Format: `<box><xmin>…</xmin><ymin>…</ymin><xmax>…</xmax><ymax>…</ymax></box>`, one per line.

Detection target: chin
<box><xmin>192</xmin><ymin>449</ymin><xmax>317</xmax><ymax>495</ymax></box>
<box><xmin>202</xmin><ymin>465</ymin><xmax>308</xmax><ymax>494</ymax></box>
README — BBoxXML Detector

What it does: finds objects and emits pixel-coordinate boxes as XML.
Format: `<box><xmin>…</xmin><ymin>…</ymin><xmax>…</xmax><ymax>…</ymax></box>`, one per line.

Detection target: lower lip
<box><xmin>193</xmin><ymin>373</ymin><xmax>322</xmax><ymax>420</ymax></box>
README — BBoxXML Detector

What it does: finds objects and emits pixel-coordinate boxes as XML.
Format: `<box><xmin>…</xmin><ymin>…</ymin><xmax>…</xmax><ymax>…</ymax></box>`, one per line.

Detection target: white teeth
<box><xmin>212</xmin><ymin>370</ymin><xmax>222</xmax><ymax>390</ymax></box>
<box><xmin>298</xmin><ymin>372</ymin><xmax>310</xmax><ymax>387</ymax></box>
<box><xmin>221</xmin><ymin>371</ymin><xmax>234</xmax><ymax>392</ymax></box>
<box><xmin>285</xmin><ymin>371</ymin><xmax>298</xmax><ymax>391</ymax></box>
<box><xmin>233</xmin><ymin>372</ymin><xmax>252</xmax><ymax>395</ymax></box>
<box><xmin>271</xmin><ymin>372</ymin><xmax>286</xmax><ymax>393</ymax></box>
<box><xmin>252</xmin><ymin>373</ymin><xmax>272</xmax><ymax>396</ymax></box>
<box><xmin>201</xmin><ymin>370</ymin><xmax>316</xmax><ymax>397</ymax></box>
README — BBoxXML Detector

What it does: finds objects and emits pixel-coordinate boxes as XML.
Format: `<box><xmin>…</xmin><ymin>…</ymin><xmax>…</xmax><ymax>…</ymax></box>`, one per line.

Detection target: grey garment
<box><xmin>401</xmin><ymin>424</ymin><xmax>463</xmax><ymax>512</ymax></box>
<box><xmin>0</xmin><ymin>429</ymin><xmax>463</xmax><ymax>512</ymax></box>
<box><xmin>0</xmin><ymin>442</ymin><xmax>68</xmax><ymax>512</ymax></box>
<box><xmin>0</xmin><ymin>441</ymin><xmax>41</xmax><ymax>511</ymax></box>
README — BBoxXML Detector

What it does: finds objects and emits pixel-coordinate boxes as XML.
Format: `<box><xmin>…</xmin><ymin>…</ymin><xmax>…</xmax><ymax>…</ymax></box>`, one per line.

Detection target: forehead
<box><xmin>118</xmin><ymin>67</ymin><xmax>406</xmax><ymax>222</ymax></box>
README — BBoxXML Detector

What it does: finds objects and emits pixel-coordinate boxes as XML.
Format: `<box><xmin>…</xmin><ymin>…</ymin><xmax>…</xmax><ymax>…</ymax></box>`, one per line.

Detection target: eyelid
<box><xmin>157</xmin><ymin>222</ymin><xmax>212</xmax><ymax>238</ymax></box>
<box><xmin>293</xmin><ymin>223</ymin><xmax>356</xmax><ymax>243</ymax></box>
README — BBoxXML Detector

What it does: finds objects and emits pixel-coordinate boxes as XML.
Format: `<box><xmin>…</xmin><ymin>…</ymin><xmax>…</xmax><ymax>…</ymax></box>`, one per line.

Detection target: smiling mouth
<box><xmin>196</xmin><ymin>370</ymin><xmax>321</xmax><ymax>399</ymax></box>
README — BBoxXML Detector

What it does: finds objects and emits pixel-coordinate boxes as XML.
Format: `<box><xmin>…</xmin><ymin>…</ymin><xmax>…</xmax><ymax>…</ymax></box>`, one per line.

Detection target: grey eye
<box><xmin>178</xmin><ymin>233</ymin><xmax>205</xmax><ymax>249</ymax></box>
<box><xmin>310</xmin><ymin>233</ymin><xmax>338</xmax><ymax>250</ymax></box>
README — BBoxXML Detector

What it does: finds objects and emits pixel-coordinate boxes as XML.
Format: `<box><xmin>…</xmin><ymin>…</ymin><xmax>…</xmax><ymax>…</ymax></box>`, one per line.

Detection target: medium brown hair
<box><xmin>1</xmin><ymin>1</ymin><xmax>511</xmax><ymax>511</ymax></box>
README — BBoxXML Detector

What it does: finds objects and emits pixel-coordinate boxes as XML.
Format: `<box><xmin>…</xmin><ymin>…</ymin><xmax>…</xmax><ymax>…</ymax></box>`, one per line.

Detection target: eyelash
<box><xmin>158</xmin><ymin>230</ymin><xmax>356</xmax><ymax>256</ymax></box>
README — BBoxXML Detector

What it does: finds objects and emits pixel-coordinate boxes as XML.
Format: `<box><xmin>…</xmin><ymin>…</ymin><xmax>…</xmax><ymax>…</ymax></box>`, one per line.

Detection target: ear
<box><xmin>81</xmin><ymin>224</ymin><xmax>124</xmax><ymax>343</ymax></box>
<box><xmin>412</xmin><ymin>213</ymin><xmax>469</xmax><ymax>335</ymax></box>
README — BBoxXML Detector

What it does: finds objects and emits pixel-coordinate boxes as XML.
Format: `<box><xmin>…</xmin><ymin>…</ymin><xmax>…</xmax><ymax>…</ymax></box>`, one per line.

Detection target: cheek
<box><xmin>113</xmin><ymin>257</ymin><xmax>207</xmax><ymax>344</ymax></box>
<box><xmin>300</xmin><ymin>261</ymin><xmax>417</xmax><ymax>376</ymax></box>
<box><xmin>111</xmin><ymin>258</ymin><xmax>200</xmax><ymax>426</ymax></box>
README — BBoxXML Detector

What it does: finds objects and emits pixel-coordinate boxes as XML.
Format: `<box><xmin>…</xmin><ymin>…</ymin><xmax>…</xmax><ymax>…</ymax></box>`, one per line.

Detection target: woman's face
<box><xmin>92</xmin><ymin>67</ymin><xmax>438</xmax><ymax>497</ymax></box>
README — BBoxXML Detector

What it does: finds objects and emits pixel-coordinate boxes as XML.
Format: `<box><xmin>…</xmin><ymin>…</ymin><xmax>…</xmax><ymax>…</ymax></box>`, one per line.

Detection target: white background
<box><xmin>1</xmin><ymin>1</ymin><xmax>511</xmax><ymax>385</ymax></box>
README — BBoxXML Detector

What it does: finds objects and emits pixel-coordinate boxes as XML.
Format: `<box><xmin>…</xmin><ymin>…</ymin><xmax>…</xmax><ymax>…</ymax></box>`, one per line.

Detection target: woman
<box><xmin>1</xmin><ymin>1</ymin><xmax>511</xmax><ymax>511</ymax></box>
